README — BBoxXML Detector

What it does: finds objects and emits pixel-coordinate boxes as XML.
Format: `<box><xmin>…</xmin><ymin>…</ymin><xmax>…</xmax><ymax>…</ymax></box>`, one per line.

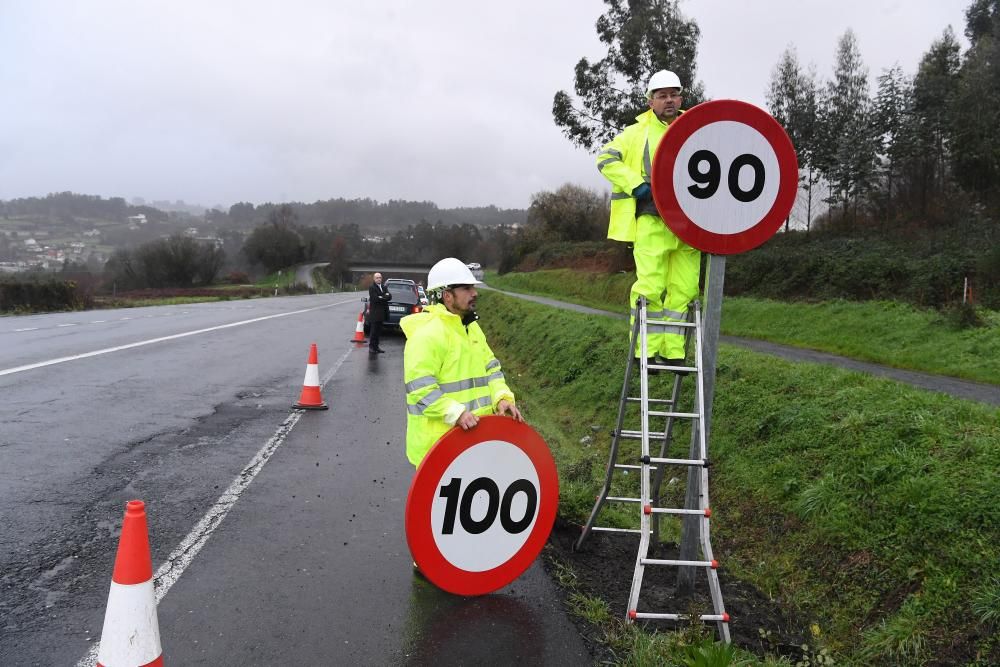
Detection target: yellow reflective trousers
<box><xmin>630</xmin><ymin>215</ymin><xmax>700</xmax><ymax>359</ymax></box>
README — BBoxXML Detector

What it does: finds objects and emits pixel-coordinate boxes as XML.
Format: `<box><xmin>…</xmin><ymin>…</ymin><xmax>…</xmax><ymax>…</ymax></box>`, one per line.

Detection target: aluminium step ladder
<box><xmin>575</xmin><ymin>296</ymin><xmax>730</xmax><ymax>642</ymax></box>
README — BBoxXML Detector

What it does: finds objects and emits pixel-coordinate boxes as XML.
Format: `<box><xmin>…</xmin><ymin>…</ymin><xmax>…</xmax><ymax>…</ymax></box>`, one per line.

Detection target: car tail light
<box><xmin>412</xmin><ymin>305</ymin><xmax>422</xmax><ymax>313</ymax></box>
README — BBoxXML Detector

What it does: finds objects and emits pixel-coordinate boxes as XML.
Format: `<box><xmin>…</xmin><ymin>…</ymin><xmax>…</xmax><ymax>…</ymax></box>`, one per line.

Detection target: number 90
<box><xmin>687</xmin><ymin>150</ymin><xmax>765</xmax><ymax>203</ymax></box>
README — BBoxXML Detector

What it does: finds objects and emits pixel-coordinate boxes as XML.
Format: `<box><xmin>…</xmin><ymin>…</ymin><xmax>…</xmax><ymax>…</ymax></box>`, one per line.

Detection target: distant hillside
<box><xmin>2</xmin><ymin>192</ymin><xmax>526</xmax><ymax>236</ymax></box>
<box><xmin>227</xmin><ymin>198</ymin><xmax>526</xmax><ymax>232</ymax></box>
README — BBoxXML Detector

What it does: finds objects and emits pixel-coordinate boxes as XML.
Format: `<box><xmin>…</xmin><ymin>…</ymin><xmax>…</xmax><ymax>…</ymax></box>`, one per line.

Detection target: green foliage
<box><xmin>567</xmin><ymin>592</ymin><xmax>613</xmax><ymax>625</ymax></box>
<box><xmin>487</xmin><ymin>267</ymin><xmax>632</xmax><ymax>311</ymax></box>
<box><xmin>527</xmin><ymin>184</ymin><xmax>607</xmax><ymax>243</ymax></box>
<box><xmin>552</xmin><ymin>0</ymin><xmax>704</xmax><ymax>151</ymax></box>
<box><xmin>941</xmin><ymin>301</ymin><xmax>985</xmax><ymax>329</ymax></box>
<box><xmin>971</xmin><ymin>576</ymin><xmax>1000</xmax><ymax>626</ymax></box>
<box><xmin>679</xmin><ymin>640</ymin><xmax>737</xmax><ymax>667</ymax></box>
<box><xmin>225</xmin><ymin>197</ymin><xmax>525</xmax><ymax>233</ymax></box>
<box><xmin>793</xmin><ymin>645</ymin><xmax>835</xmax><ymax>667</ymax></box>
<box><xmin>105</xmin><ymin>234</ymin><xmax>225</xmax><ymax>289</ymax></box>
<box><xmin>814</xmin><ymin>30</ymin><xmax>879</xmax><ymax>220</ymax></box>
<box><xmin>486</xmin><ymin>267</ymin><xmax>1000</xmax><ymax>385</ymax></box>
<box><xmin>857</xmin><ymin>600</ymin><xmax>930</xmax><ymax>665</ymax></box>
<box><xmin>766</xmin><ymin>47</ymin><xmax>819</xmax><ymax>188</ymax></box>
<box><xmin>0</xmin><ymin>278</ymin><xmax>85</xmax><ymax>312</ymax></box>
<box><xmin>501</xmin><ymin>239</ymin><xmax>630</xmax><ymax>275</ymax></box>
<box><xmin>222</xmin><ymin>270</ymin><xmax>249</xmax><ymax>284</ymax></box>
<box><xmin>1</xmin><ymin>191</ymin><xmax>135</xmax><ymax>221</ymax></box>
<box><xmin>724</xmin><ymin>223</ymin><xmax>999</xmax><ymax>308</ymax></box>
<box><xmin>241</xmin><ymin>208</ymin><xmax>305</xmax><ymax>273</ymax></box>
<box><xmin>951</xmin><ymin>14</ymin><xmax>1000</xmax><ymax>195</ymax></box>
<box><xmin>763</xmin><ymin>10</ymin><xmax>1000</xmax><ymax>227</ymax></box>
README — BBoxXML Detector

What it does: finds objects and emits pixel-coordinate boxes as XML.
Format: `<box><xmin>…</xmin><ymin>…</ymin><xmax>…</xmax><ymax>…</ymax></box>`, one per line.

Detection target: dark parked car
<box><xmin>363</xmin><ymin>279</ymin><xmax>422</xmax><ymax>335</ymax></box>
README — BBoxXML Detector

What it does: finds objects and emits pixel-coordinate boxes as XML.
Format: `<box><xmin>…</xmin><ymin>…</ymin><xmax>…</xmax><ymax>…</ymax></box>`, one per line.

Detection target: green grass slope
<box><xmin>477</xmin><ymin>289</ymin><xmax>1000</xmax><ymax>665</ymax></box>
<box><xmin>485</xmin><ymin>269</ymin><xmax>1000</xmax><ymax>386</ymax></box>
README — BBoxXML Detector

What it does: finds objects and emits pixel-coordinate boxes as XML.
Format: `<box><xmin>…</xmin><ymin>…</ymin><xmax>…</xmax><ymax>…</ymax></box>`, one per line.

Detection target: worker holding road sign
<box><xmin>596</xmin><ymin>69</ymin><xmax>701</xmax><ymax>369</ymax></box>
<box><xmin>401</xmin><ymin>258</ymin><xmax>557</xmax><ymax>595</ymax></box>
<box><xmin>400</xmin><ymin>257</ymin><xmax>523</xmax><ymax>467</ymax></box>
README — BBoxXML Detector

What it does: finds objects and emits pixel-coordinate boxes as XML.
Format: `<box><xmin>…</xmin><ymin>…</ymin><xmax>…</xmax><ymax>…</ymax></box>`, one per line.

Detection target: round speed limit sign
<box><xmin>405</xmin><ymin>416</ymin><xmax>558</xmax><ymax>596</ymax></box>
<box><xmin>651</xmin><ymin>99</ymin><xmax>799</xmax><ymax>255</ymax></box>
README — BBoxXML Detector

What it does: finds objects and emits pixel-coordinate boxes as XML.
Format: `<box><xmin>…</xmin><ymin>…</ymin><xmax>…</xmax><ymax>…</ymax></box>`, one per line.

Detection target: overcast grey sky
<box><xmin>0</xmin><ymin>1</ymin><xmax>969</xmax><ymax>210</ymax></box>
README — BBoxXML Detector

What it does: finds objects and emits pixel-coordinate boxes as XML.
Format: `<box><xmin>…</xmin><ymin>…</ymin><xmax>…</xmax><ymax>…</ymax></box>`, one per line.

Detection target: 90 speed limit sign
<box><xmin>405</xmin><ymin>416</ymin><xmax>558</xmax><ymax>596</ymax></box>
<box><xmin>651</xmin><ymin>99</ymin><xmax>799</xmax><ymax>255</ymax></box>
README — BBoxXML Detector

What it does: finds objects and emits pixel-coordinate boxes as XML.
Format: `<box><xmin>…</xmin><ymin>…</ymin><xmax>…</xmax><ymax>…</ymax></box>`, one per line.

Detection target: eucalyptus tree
<box><xmin>767</xmin><ymin>46</ymin><xmax>821</xmax><ymax>230</ymax></box>
<box><xmin>552</xmin><ymin>0</ymin><xmax>705</xmax><ymax>151</ymax></box>
<box><xmin>873</xmin><ymin>64</ymin><xmax>912</xmax><ymax>219</ymax></box>
<box><xmin>952</xmin><ymin>3</ymin><xmax>1000</xmax><ymax>199</ymax></box>
<box><xmin>814</xmin><ymin>30</ymin><xmax>878</xmax><ymax>225</ymax></box>
<box><xmin>910</xmin><ymin>28</ymin><xmax>962</xmax><ymax>213</ymax></box>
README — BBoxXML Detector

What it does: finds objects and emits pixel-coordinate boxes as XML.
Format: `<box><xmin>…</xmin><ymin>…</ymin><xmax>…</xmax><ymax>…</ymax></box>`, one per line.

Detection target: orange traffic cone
<box><xmin>293</xmin><ymin>343</ymin><xmax>328</xmax><ymax>410</ymax></box>
<box><xmin>350</xmin><ymin>311</ymin><xmax>366</xmax><ymax>343</ymax></box>
<box><xmin>97</xmin><ymin>500</ymin><xmax>163</xmax><ymax>667</ymax></box>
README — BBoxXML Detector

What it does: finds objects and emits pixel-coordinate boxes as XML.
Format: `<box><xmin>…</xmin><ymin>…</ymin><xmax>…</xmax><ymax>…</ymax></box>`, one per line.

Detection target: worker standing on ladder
<box><xmin>400</xmin><ymin>257</ymin><xmax>524</xmax><ymax>467</ymax></box>
<box><xmin>596</xmin><ymin>69</ymin><xmax>701</xmax><ymax>367</ymax></box>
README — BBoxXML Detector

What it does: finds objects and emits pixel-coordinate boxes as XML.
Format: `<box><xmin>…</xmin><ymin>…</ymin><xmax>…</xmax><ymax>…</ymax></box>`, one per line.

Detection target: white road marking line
<box><xmin>76</xmin><ymin>346</ymin><xmax>353</xmax><ymax>667</ymax></box>
<box><xmin>0</xmin><ymin>298</ymin><xmax>356</xmax><ymax>377</ymax></box>
<box><xmin>57</xmin><ymin>323</ymin><xmax>78</xmax><ymax>328</ymax></box>
<box><xmin>14</xmin><ymin>327</ymin><xmax>39</xmax><ymax>332</ymax></box>
<box><xmin>91</xmin><ymin>320</ymin><xmax>106</xmax><ymax>324</ymax></box>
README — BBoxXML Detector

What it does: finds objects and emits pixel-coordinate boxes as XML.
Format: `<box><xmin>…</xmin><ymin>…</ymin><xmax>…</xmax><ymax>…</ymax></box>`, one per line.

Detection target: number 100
<box><xmin>439</xmin><ymin>477</ymin><xmax>538</xmax><ymax>535</ymax></box>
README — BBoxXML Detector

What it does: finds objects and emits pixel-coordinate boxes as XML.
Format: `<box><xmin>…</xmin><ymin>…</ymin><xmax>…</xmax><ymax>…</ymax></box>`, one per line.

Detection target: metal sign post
<box><xmin>677</xmin><ymin>252</ymin><xmax>724</xmax><ymax>593</ymax></box>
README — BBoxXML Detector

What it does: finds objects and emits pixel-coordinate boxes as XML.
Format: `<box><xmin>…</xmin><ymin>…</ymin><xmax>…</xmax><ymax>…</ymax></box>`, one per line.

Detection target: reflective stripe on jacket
<box><xmin>596</xmin><ymin>108</ymin><xmax>683</xmax><ymax>242</ymax></box>
<box><xmin>400</xmin><ymin>303</ymin><xmax>515</xmax><ymax>466</ymax></box>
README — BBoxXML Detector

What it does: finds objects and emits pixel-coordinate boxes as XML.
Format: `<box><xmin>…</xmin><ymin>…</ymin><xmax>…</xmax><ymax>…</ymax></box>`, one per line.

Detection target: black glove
<box><xmin>632</xmin><ymin>183</ymin><xmax>652</xmax><ymax>202</ymax></box>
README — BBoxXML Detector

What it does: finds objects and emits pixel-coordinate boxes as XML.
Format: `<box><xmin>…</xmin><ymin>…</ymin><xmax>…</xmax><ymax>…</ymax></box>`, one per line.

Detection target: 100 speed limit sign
<box><xmin>651</xmin><ymin>99</ymin><xmax>799</xmax><ymax>255</ymax></box>
<box><xmin>405</xmin><ymin>416</ymin><xmax>558</xmax><ymax>596</ymax></box>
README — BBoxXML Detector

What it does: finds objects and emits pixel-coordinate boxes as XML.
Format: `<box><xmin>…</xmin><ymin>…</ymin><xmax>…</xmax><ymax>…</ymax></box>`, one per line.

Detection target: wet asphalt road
<box><xmin>0</xmin><ymin>295</ymin><xmax>590</xmax><ymax>666</ymax></box>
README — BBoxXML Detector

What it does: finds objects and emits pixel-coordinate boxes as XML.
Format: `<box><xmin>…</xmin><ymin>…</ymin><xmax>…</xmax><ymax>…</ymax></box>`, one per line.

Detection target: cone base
<box><xmin>293</xmin><ymin>402</ymin><xmax>329</xmax><ymax>410</ymax></box>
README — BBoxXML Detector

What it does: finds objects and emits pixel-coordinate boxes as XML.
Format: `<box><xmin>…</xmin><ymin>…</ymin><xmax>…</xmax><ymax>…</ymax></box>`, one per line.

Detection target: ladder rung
<box><xmin>606</xmin><ymin>495</ymin><xmax>641</xmax><ymax>504</ymax></box>
<box><xmin>649</xmin><ymin>507</ymin><xmax>708</xmax><ymax>516</ymax></box>
<box><xmin>647</xmin><ymin>456</ymin><xmax>706</xmax><ymax>467</ymax></box>
<box><xmin>641</xmin><ymin>557</ymin><xmax>718</xmax><ymax>568</ymax></box>
<box><xmin>650</xmin><ymin>362</ymin><xmax>697</xmax><ymax>372</ymax></box>
<box><xmin>648</xmin><ymin>410</ymin><xmax>699</xmax><ymax>419</ymax></box>
<box><xmin>619</xmin><ymin>430</ymin><xmax>668</xmax><ymax>440</ymax></box>
<box><xmin>613</xmin><ymin>464</ymin><xmax>643</xmax><ymax>471</ymax></box>
<box><xmin>591</xmin><ymin>526</ymin><xmax>642</xmax><ymax>534</ymax></box>
<box><xmin>631</xmin><ymin>612</ymin><xmax>729</xmax><ymax>622</ymax></box>
<box><xmin>626</xmin><ymin>397</ymin><xmax>674</xmax><ymax>404</ymax></box>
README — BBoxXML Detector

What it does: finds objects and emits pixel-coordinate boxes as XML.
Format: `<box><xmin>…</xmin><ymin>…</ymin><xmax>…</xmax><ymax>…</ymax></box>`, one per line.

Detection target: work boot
<box><xmin>636</xmin><ymin>358</ymin><xmax>661</xmax><ymax>375</ymax></box>
<box><xmin>657</xmin><ymin>356</ymin><xmax>690</xmax><ymax>376</ymax></box>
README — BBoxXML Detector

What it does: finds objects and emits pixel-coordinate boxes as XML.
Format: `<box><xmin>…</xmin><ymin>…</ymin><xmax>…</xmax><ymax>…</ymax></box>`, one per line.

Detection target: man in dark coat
<box><xmin>367</xmin><ymin>272</ymin><xmax>391</xmax><ymax>354</ymax></box>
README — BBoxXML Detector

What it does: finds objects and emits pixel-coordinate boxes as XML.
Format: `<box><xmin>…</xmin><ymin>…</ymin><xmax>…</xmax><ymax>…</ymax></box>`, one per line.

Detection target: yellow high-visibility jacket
<box><xmin>596</xmin><ymin>108</ymin><xmax>684</xmax><ymax>242</ymax></box>
<box><xmin>401</xmin><ymin>304</ymin><xmax>515</xmax><ymax>466</ymax></box>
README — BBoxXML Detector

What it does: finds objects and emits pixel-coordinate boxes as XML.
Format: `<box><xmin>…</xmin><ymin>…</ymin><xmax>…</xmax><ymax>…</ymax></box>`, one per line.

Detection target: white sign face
<box><xmin>430</xmin><ymin>440</ymin><xmax>540</xmax><ymax>572</ymax></box>
<box><xmin>672</xmin><ymin>121</ymin><xmax>782</xmax><ymax>235</ymax></box>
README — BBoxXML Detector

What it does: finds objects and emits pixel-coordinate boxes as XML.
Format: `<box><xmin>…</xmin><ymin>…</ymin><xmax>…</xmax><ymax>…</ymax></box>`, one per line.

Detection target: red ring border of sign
<box><xmin>651</xmin><ymin>99</ymin><xmax>799</xmax><ymax>255</ymax></box>
<box><xmin>405</xmin><ymin>415</ymin><xmax>559</xmax><ymax>596</ymax></box>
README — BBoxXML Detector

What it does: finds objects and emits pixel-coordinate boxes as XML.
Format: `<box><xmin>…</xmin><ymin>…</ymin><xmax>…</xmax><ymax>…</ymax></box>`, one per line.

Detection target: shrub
<box><xmin>223</xmin><ymin>270</ymin><xmax>250</xmax><ymax>284</ymax></box>
<box><xmin>0</xmin><ymin>279</ymin><xmax>84</xmax><ymax>312</ymax></box>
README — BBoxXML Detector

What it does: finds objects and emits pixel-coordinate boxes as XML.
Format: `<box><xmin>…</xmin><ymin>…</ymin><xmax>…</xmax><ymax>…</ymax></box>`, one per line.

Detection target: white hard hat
<box><xmin>426</xmin><ymin>257</ymin><xmax>483</xmax><ymax>291</ymax></box>
<box><xmin>645</xmin><ymin>70</ymin><xmax>683</xmax><ymax>99</ymax></box>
